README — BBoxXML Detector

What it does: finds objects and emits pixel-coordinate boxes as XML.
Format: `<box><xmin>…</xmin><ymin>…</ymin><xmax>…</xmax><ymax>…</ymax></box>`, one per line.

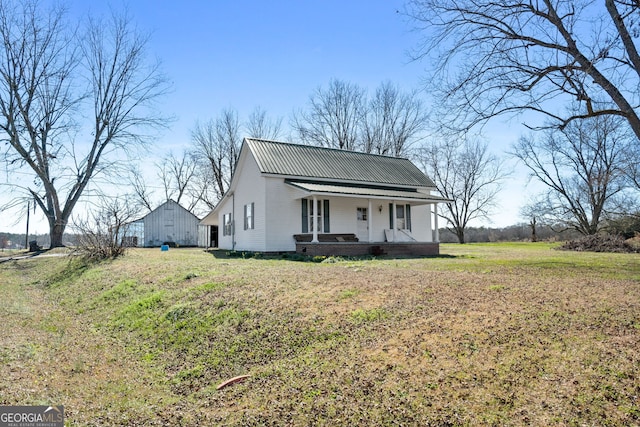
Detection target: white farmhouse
<box><xmin>200</xmin><ymin>138</ymin><xmax>449</xmax><ymax>256</ymax></box>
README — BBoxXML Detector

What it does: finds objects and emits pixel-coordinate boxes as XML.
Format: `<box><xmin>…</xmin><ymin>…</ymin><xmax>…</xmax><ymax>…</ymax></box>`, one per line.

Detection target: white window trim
<box><xmin>223</xmin><ymin>213</ymin><xmax>232</xmax><ymax>236</ymax></box>
<box><xmin>244</xmin><ymin>202</ymin><xmax>254</xmax><ymax>230</ymax></box>
<box><xmin>308</xmin><ymin>199</ymin><xmax>324</xmax><ymax>233</ymax></box>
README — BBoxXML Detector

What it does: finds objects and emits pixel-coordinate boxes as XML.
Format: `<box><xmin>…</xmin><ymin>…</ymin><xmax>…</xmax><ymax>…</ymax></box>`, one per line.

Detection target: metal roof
<box><xmin>245</xmin><ymin>138</ymin><xmax>436</xmax><ymax>187</ymax></box>
<box><xmin>285</xmin><ymin>180</ymin><xmax>451</xmax><ymax>203</ymax></box>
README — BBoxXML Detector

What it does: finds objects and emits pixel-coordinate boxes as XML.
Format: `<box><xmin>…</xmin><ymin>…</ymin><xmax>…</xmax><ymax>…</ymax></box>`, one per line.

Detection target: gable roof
<box><xmin>245</xmin><ymin>138</ymin><xmax>435</xmax><ymax>187</ymax></box>
<box><xmin>141</xmin><ymin>199</ymin><xmax>200</xmax><ymax>222</ymax></box>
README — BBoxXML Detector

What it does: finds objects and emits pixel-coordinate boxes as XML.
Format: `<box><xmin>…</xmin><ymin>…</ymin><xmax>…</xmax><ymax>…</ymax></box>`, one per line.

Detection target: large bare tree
<box><xmin>406</xmin><ymin>0</ymin><xmax>640</xmax><ymax>140</ymax></box>
<box><xmin>190</xmin><ymin>107</ymin><xmax>286</xmax><ymax>209</ymax></box>
<box><xmin>361</xmin><ymin>81</ymin><xmax>428</xmax><ymax>157</ymax></box>
<box><xmin>0</xmin><ymin>1</ymin><xmax>167</xmax><ymax>247</ymax></box>
<box><xmin>190</xmin><ymin>109</ymin><xmax>241</xmax><ymax>207</ymax></box>
<box><xmin>419</xmin><ymin>138</ymin><xmax>507</xmax><ymax>243</ymax></box>
<box><xmin>157</xmin><ymin>150</ymin><xmax>200</xmax><ymax>212</ymax></box>
<box><xmin>246</xmin><ymin>106</ymin><xmax>283</xmax><ymax>141</ymax></box>
<box><xmin>291</xmin><ymin>79</ymin><xmax>365</xmax><ymax>151</ymax></box>
<box><xmin>513</xmin><ymin>114</ymin><xmax>633</xmax><ymax>235</ymax></box>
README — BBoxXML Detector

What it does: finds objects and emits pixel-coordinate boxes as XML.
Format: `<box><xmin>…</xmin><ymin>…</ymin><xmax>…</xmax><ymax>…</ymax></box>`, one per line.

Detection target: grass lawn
<box><xmin>0</xmin><ymin>242</ymin><xmax>638</xmax><ymax>426</ymax></box>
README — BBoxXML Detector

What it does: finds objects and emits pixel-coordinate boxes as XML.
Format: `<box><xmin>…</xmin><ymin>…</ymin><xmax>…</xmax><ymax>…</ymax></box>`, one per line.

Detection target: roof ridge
<box><xmin>244</xmin><ymin>137</ymin><xmax>410</xmax><ymax>161</ymax></box>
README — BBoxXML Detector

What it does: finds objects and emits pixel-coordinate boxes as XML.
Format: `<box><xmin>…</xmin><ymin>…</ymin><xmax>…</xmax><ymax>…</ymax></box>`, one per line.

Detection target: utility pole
<box><xmin>25</xmin><ymin>201</ymin><xmax>30</xmax><ymax>249</ymax></box>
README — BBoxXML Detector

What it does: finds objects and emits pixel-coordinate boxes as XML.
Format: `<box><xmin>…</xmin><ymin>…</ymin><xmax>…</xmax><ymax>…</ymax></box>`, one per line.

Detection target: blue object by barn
<box><xmin>161</xmin><ymin>244</ymin><xmax>169</xmax><ymax>251</ymax></box>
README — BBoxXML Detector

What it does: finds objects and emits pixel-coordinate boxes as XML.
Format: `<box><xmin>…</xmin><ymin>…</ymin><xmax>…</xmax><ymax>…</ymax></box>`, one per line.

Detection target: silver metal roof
<box><xmin>245</xmin><ymin>138</ymin><xmax>436</xmax><ymax>187</ymax></box>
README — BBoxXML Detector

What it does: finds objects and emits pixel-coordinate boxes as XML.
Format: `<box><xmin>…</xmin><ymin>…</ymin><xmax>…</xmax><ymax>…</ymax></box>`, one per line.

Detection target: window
<box><xmin>301</xmin><ymin>199</ymin><xmax>330</xmax><ymax>233</ymax></box>
<box><xmin>396</xmin><ymin>205</ymin><xmax>405</xmax><ymax>229</ymax></box>
<box><xmin>244</xmin><ymin>202</ymin><xmax>254</xmax><ymax>230</ymax></box>
<box><xmin>309</xmin><ymin>199</ymin><xmax>322</xmax><ymax>232</ymax></box>
<box><xmin>357</xmin><ymin>207</ymin><xmax>367</xmax><ymax>221</ymax></box>
<box><xmin>389</xmin><ymin>203</ymin><xmax>412</xmax><ymax>231</ymax></box>
<box><xmin>223</xmin><ymin>213</ymin><xmax>232</xmax><ymax>236</ymax></box>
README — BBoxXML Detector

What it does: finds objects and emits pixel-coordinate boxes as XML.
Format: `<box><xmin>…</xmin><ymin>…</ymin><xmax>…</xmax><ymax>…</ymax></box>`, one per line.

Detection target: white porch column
<box><xmin>392</xmin><ymin>202</ymin><xmax>397</xmax><ymax>242</ymax></box>
<box><xmin>367</xmin><ymin>199</ymin><xmax>373</xmax><ymax>242</ymax></box>
<box><xmin>434</xmin><ymin>204</ymin><xmax>440</xmax><ymax>242</ymax></box>
<box><xmin>312</xmin><ymin>195</ymin><xmax>319</xmax><ymax>243</ymax></box>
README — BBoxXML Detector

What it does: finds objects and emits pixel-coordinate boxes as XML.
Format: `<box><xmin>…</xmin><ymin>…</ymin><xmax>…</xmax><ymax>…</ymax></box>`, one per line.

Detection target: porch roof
<box><xmin>285</xmin><ymin>180</ymin><xmax>451</xmax><ymax>204</ymax></box>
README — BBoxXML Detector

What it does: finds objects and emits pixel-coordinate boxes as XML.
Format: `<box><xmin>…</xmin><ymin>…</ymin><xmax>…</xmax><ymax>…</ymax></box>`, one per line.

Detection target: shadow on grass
<box><xmin>43</xmin><ymin>257</ymin><xmax>103</xmax><ymax>288</ymax></box>
<box><xmin>203</xmin><ymin>248</ymin><xmax>461</xmax><ymax>262</ymax></box>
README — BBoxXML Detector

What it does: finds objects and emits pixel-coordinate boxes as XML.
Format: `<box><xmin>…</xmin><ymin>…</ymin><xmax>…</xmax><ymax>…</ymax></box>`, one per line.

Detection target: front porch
<box><xmin>294</xmin><ymin>235</ymin><xmax>440</xmax><ymax>257</ymax></box>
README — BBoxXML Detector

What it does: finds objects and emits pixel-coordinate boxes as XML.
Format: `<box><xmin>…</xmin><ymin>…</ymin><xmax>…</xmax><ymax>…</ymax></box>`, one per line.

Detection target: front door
<box><xmin>356</xmin><ymin>207</ymin><xmax>368</xmax><ymax>242</ymax></box>
<box><xmin>396</xmin><ymin>205</ymin><xmax>406</xmax><ymax>229</ymax></box>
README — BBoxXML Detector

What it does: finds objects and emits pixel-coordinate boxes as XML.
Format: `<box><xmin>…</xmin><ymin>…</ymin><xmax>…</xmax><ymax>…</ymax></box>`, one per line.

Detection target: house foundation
<box><xmin>295</xmin><ymin>242</ymin><xmax>440</xmax><ymax>257</ymax></box>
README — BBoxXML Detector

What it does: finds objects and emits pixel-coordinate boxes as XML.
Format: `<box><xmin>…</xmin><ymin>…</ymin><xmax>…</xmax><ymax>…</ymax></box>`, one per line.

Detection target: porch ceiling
<box><xmin>285</xmin><ymin>180</ymin><xmax>451</xmax><ymax>204</ymax></box>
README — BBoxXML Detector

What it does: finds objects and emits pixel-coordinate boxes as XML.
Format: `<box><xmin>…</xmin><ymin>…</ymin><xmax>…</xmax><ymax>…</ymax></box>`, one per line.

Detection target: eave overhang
<box><xmin>285</xmin><ymin>179</ymin><xmax>452</xmax><ymax>205</ymax></box>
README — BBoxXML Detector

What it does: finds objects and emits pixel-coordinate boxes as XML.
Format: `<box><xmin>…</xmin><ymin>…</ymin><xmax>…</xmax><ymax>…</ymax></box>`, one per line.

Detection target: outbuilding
<box><xmin>130</xmin><ymin>199</ymin><xmax>200</xmax><ymax>247</ymax></box>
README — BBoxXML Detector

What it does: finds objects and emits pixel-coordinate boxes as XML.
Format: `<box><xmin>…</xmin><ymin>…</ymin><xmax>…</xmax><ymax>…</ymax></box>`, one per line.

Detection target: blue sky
<box><xmin>1</xmin><ymin>0</ymin><xmax>530</xmax><ymax>234</ymax></box>
<box><xmin>130</xmin><ymin>0</ymin><xmax>426</xmax><ymax>142</ymax></box>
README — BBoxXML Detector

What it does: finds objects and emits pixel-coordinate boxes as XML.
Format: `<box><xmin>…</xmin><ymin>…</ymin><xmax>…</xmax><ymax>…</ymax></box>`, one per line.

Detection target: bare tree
<box><xmin>126</xmin><ymin>164</ymin><xmax>154</xmax><ymax>213</ymax></box>
<box><xmin>513</xmin><ymin>114</ymin><xmax>633</xmax><ymax>235</ymax></box>
<box><xmin>0</xmin><ymin>1</ymin><xmax>167</xmax><ymax>247</ymax></box>
<box><xmin>73</xmin><ymin>195</ymin><xmax>142</xmax><ymax>260</ymax></box>
<box><xmin>624</xmin><ymin>139</ymin><xmax>640</xmax><ymax>193</ymax></box>
<box><xmin>406</xmin><ymin>0</ymin><xmax>640</xmax><ymax>140</ymax></box>
<box><xmin>519</xmin><ymin>200</ymin><xmax>548</xmax><ymax>242</ymax></box>
<box><xmin>246</xmin><ymin>106</ymin><xmax>283</xmax><ymax>140</ymax></box>
<box><xmin>291</xmin><ymin>79</ymin><xmax>365</xmax><ymax>150</ymax></box>
<box><xmin>157</xmin><ymin>150</ymin><xmax>199</xmax><ymax>211</ymax></box>
<box><xmin>419</xmin><ymin>138</ymin><xmax>507</xmax><ymax>243</ymax></box>
<box><xmin>361</xmin><ymin>81</ymin><xmax>428</xmax><ymax>157</ymax></box>
<box><xmin>190</xmin><ymin>109</ymin><xmax>241</xmax><ymax>206</ymax></box>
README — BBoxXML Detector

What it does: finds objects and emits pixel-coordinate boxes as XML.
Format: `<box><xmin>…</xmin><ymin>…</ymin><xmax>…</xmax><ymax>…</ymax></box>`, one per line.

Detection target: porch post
<box><xmin>367</xmin><ymin>199</ymin><xmax>373</xmax><ymax>242</ymax></box>
<box><xmin>392</xmin><ymin>202</ymin><xmax>397</xmax><ymax>242</ymax></box>
<box><xmin>434</xmin><ymin>204</ymin><xmax>440</xmax><ymax>242</ymax></box>
<box><xmin>312</xmin><ymin>195</ymin><xmax>319</xmax><ymax>243</ymax></box>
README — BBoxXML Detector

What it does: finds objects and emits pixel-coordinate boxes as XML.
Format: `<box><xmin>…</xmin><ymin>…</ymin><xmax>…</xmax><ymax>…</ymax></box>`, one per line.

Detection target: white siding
<box><xmin>232</xmin><ymin>153</ymin><xmax>267</xmax><ymax>252</ymax></box>
<box><xmin>216</xmin><ymin>196</ymin><xmax>233</xmax><ymax>250</ymax></box>
<box><xmin>142</xmin><ymin>200</ymin><xmax>200</xmax><ymax>247</ymax></box>
<box><xmin>264</xmin><ymin>177</ymin><xmax>304</xmax><ymax>251</ymax></box>
<box><xmin>371</xmin><ymin>203</ymin><xmax>389</xmax><ymax>242</ymax></box>
<box><xmin>215</xmin><ymin>152</ymin><xmax>267</xmax><ymax>252</ymax></box>
<box><xmin>411</xmin><ymin>204</ymin><xmax>433</xmax><ymax>242</ymax></box>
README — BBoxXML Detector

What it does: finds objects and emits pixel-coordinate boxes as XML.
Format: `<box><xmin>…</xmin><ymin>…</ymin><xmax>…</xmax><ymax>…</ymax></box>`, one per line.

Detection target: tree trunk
<box><xmin>456</xmin><ymin>228</ymin><xmax>465</xmax><ymax>244</ymax></box>
<box><xmin>49</xmin><ymin>221</ymin><xmax>67</xmax><ymax>248</ymax></box>
<box><xmin>530</xmin><ymin>217</ymin><xmax>538</xmax><ymax>242</ymax></box>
